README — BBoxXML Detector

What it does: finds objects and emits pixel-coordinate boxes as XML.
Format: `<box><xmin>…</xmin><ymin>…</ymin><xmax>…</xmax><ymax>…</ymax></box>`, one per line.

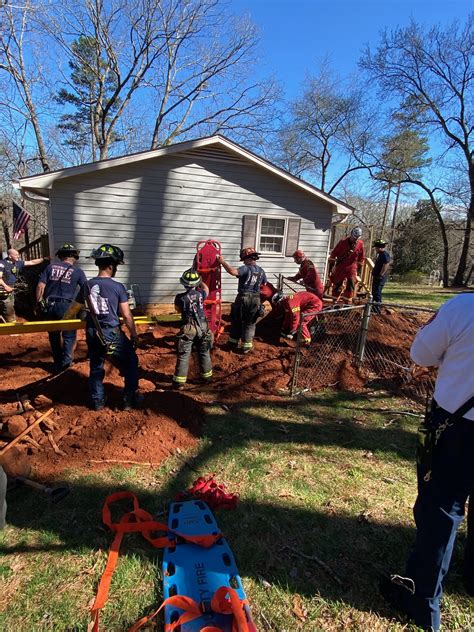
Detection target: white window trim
<box><xmin>256</xmin><ymin>215</ymin><xmax>288</xmax><ymax>257</ymax></box>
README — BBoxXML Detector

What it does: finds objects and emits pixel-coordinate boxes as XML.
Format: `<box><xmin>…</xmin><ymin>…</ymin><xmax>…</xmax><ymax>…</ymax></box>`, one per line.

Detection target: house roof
<box><xmin>16</xmin><ymin>135</ymin><xmax>354</xmax><ymax>215</ymax></box>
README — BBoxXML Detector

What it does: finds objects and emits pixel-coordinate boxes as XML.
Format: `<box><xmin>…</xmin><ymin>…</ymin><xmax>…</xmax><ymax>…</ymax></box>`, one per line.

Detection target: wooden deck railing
<box><xmin>19</xmin><ymin>234</ymin><xmax>50</xmax><ymax>260</ymax></box>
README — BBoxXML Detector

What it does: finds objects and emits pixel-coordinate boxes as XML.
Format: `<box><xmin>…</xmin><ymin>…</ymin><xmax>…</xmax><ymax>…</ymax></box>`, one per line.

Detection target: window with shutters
<box><xmin>257</xmin><ymin>216</ymin><xmax>287</xmax><ymax>255</ymax></box>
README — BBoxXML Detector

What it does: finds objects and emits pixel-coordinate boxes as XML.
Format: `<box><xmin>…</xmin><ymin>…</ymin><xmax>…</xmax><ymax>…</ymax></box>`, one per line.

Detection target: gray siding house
<box><xmin>17</xmin><ymin>135</ymin><xmax>354</xmax><ymax>305</ymax></box>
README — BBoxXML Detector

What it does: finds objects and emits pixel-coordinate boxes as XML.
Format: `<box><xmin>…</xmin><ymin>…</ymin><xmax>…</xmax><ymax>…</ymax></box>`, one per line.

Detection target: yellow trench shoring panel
<box><xmin>0</xmin><ymin>314</ymin><xmax>180</xmax><ymax>336</ymax></box>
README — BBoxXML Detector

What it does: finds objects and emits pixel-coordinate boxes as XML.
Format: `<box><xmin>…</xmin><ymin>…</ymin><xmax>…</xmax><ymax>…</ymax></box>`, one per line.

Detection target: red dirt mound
<box><xmin>0</xmin><ymin>307</ymin><xmax>432</xmax><ymax>479</ymax></box>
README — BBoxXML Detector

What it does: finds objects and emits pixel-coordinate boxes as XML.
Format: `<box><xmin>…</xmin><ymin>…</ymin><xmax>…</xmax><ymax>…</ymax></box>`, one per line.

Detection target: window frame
<box><xmin>256</xmin><ymin>215</ymin><xmax>289</xmax><ymax>257</ymax></box>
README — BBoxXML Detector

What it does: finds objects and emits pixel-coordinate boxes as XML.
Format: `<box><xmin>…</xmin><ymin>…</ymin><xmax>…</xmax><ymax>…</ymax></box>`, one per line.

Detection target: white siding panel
<box><xmin>50</xmin><ymin>152</ymin><xmax>333</xmax><ymax>303</ymax></box>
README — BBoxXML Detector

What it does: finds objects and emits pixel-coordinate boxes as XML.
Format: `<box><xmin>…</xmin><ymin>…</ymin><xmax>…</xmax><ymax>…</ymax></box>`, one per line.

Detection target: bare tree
<box><xmin>273</xmin><ymin>63</ymin><xmax>376</xmax><ymax>194</ymax></box>
<box><xmin>0</xmin><ymin>1</ymin><xmax>51</xmax><ymax>172</ymax></box>
<box><xmin>362</xmin><ymin>16</ymin><xmax>474</xmax><ymax>285</ymax></box>
<box><xmin>35</xmin><ymin>0</ymin><xmax>276</xmax><ymax>160</ymax></box>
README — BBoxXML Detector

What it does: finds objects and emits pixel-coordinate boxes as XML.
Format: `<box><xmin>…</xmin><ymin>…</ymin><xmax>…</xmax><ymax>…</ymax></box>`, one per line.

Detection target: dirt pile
<box><xmin>0</xmin><ymin>314</ymin><xmax>295</xmax><ymax>478</ymax></box>
<box><xmin>0</xmin><ymin>308</ymin><xmax>432</xmax><ymax>478</ymax></box>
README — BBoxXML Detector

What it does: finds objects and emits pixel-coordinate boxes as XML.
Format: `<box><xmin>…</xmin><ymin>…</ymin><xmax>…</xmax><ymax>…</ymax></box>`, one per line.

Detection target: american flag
<box><xmin>12</xmin><ymin>201</ymin><xmax>31</xmax><ymax>241</ymax></box>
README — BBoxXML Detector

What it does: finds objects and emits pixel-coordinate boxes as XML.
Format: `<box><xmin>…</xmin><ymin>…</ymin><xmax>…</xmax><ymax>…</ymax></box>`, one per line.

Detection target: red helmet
<box><xmin>260</xmin><ymin>282</ymin><xmax>277</xmax><ymax>301</ymax></box>
<box><xmin>240</xmin><ymin>247</ymin><xmax>260</xmax><ymax>261</ymax></box>
<box><xmin>292</xmin><ymin>249</ymin><xmax>305</xmax><ymax>259</ymax></box>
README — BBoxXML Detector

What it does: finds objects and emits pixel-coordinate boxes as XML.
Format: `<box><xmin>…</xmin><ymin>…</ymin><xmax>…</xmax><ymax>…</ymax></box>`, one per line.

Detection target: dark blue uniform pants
<box><xmin>86</xmin><ymin>326</ymin><xmax>138</xmax><ymax>406</ymax></box>
<box><xmin>371</xmin><ymin>275</ymin><xmax>387</xmax><ymax>311</ymax></box>
<box><xmin>46</xmin><ymin>300</ymin><xmax>76</xmax><ymax>371</ymax></box>
<box><xmin>229</xmin><ymin>293</ymin><xmax>261</xmax><ymax>350</ymax></box>
<box><xmin>401</xmin><ymin>405</ymin><xmax>474</xmax><ymax>630</ymax></box>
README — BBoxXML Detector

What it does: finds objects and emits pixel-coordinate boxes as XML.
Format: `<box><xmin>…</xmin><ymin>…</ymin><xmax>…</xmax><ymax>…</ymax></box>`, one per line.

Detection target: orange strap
<box><xmin>129</xmin><ymin>586</ymin><xmax>250</xmax><ymax>632</ymax></box>
<box><xmin>90</xmin><ymin>492</ymin><xmax>222</xmax><ymax>632</ymax></box>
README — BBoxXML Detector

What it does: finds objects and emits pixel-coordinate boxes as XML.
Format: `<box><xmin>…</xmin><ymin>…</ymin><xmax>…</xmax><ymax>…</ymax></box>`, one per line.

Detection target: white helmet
<box><xmin>350</xmin><ymin>227</ymin><xmax>362</xmax><ymax>239</ymax></box>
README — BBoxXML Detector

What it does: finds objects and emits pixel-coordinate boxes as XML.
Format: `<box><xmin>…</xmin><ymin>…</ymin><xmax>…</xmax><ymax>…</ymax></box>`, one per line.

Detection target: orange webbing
<box><xmin>89</xmin><ymin>492</ymin><xmax>222</xmax><ymax>632</ymax></box>
<box><xmin>129</xmin><ymin>586</ymin><xmax>251</xmax><ymax>632</ymax></box>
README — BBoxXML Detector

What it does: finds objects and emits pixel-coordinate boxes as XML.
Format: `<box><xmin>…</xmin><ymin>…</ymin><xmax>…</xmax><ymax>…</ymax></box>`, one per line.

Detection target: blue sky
<box><xmin>231</xmin><ymin>0</ymin><xmax>472</xmax><ymax>98</ymax></box>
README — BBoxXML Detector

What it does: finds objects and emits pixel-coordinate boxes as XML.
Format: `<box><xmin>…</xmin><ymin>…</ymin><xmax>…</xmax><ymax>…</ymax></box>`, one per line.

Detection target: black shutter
<box><xmin>285</xmin><ymin>218</ymin><xmax>301</xmax><ymax>256</ymax></box>
<box><xmin>242</xmin><ymin>215</ymin><xmax>258</xmax><ymax>249</ymax></box>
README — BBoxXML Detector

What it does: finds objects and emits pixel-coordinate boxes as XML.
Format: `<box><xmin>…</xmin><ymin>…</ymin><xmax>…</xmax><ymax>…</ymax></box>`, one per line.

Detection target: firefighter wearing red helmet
<box><xmin>328</xmin><ymin>227</ymin><xmax>365</xmax><ymax>303</ymax></box>
<box><xmin>217</xmin><ymin>247</ymin><xmax>267</xmax><ymax>353</ymax></box>
<box><xmin>272</xmin><ymin>290</ymin><xmax>323</xmax><ymax>345</ymax></box>
<box><xmin>288</xmin><ymin>249</ymin><xmax>324</xmax><ymax>299</ymax></box>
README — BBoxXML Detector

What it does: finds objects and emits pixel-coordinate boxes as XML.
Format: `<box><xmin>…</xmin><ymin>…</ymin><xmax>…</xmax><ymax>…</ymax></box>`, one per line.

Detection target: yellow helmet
<box><xmin>180</xmin><ymin>268</ymin><xmax>201</xmax><ymax>288</ymax></box>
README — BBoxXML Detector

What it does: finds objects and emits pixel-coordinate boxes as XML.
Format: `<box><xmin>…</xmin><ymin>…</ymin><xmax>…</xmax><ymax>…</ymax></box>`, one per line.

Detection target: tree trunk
<box><xmin>452</xmin><ymin>200</ymin><xmax>473</xmax><ymax>287</ymax></box>
<box><xmin>380</xmin><ymin>186</ymin><xmax>391</xmax><ymax>239</ymax></box>
<box><xmin>1</xmin><ymin>211</ymin><xmax>12</xmax><ymax>251</ymax></box>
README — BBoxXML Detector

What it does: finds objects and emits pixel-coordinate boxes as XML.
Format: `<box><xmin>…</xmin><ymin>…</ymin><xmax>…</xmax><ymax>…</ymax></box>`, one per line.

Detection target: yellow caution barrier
<box><xmin>0</xmin><ymin>314</ymin><xmax>180</xmax><ymax>336</ymax></box>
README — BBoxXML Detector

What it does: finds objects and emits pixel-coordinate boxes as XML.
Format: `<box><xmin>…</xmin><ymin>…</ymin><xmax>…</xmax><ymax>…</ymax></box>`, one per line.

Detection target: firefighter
<box><xmin>85</xmin><ymin>244</ymin><xmax>141</xmax><ymax>411</ymax></box>
<box><xmin>272</xmin><ymin>290</ymin><xmax>323</xmax><ymax>346</ymax></box>
<box><xmin>328</xmin><ymin>227</ymin><xmax>365</xmax><ymax>303</ymax></box>
<box><xmin>0</xmin><ymin>249</ymin><xmax>49</xmax><ymax>322</ymax></box>
<box><xmin>36</xmin><ymin>243</ymin><xmax>87</xmax><ymax>373</ymax></box>
<box><xmin>173</xmin><ymin>269</ymin><xmax>213</xmax><ymax>389</ymax></box>
<box><xmin>371</xmin><ymin>239</ymin><xmax>391</xmax><ymax>312</ymax></box>
<box><xmin>380</xmin><ymin>293</ymin><xmax>474</xmax><ymax>631</ymax></box>
<box><xmin>218</xmin><ymin>247</ymin><xmax>267</xmax><ymax>353</ymax></box>
<box><xmin>287</xmin><ymin>250</ymin><xmax>324</xmax><ymax>298</ymax></box>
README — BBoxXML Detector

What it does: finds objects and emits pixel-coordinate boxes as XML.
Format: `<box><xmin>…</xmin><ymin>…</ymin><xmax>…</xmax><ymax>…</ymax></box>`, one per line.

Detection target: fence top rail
<box><xmin>304</xmin><ymin>304</ymin><xmax>365</xmax><ymax>318</ymax></box>
<box><xmin>379</xmin><ymin>303</ymin><xmax>437</xmax><ymax>313</ymax></box>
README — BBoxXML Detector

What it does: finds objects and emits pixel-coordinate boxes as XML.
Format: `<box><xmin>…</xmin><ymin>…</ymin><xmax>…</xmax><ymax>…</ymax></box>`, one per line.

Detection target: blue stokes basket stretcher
<box><xmin>163</xmin><ymin>500</ymin><xmax>257</xmax><ymax>631</ymax></box>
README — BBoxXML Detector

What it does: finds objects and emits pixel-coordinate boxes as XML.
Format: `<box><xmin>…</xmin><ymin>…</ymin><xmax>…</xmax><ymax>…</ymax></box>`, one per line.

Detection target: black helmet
<box><xmin>56</xmin><ymin>243</ymin><xmax>80</xmax><ymax>259</ymax></box>
<box><xmin>90</xmin><ymin>244</ymin><xmax>125</xmax><ymax>265</ymax></box>
<box><xmin>373</xmin><ymin>239</ymin><xmax>387</xmax><ymax>248</ymax></box>
<box><xmin>180</xmin><ymin>268</ymin><xmax>202</xmax><ymax>288</ymax></box>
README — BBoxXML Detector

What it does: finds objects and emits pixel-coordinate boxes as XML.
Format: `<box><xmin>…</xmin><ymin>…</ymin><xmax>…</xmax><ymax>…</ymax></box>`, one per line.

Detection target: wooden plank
<box><xmin>0</xmin><ymin>408</ymin><xmax>54</xmax><ymax>456</ymax></box>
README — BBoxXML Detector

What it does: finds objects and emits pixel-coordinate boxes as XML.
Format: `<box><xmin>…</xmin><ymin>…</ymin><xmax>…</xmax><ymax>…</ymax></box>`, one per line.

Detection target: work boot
<box><xmin>379</xmin><ymin>574</ymin><xmax>437</xmax><ymax>632</ymax></box>
<box><xmin>91</xmin><ymin>399</ymin><xmax>106</xmax><ymax>411</ymax></box>
<box><xmin>172</xmin><ymin>382</ymin><xmax>186</xmax><ymax>391</ymax></box>
<box><xmin>123</xmin><ymin>392</ymin><xmax>144</xmax><ymax>411</ymax></box>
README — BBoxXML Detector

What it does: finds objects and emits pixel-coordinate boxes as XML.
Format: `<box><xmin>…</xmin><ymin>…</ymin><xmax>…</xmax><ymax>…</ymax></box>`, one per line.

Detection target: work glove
<box><xmin>34</xmin><ymin>300</ymin><xmax>46</xmax><ymax>318</ymax></box>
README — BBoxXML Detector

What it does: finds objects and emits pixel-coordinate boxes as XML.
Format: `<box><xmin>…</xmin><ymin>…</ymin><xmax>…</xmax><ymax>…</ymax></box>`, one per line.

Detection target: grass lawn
<box><xmin>1</xmin><ymin>390</ymin><xmax>472</xmax><ymax>631</ymax></box>
<box><xmin>382</xmin><ymin>283</ymin><xmax>458</xmax><ymax>310</ymax></box>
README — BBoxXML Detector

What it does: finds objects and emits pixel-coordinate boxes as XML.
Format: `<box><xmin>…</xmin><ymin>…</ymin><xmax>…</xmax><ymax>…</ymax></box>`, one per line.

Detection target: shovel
<box><xmin>15</xmin><ymin>476</ymin><xmax>70</xmax><ymax>504</ymax></box>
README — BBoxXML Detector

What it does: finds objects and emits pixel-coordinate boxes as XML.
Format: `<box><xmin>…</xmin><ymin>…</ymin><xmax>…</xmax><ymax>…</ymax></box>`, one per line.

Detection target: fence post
<box><xmin>289</xmin><ymin>318</ymin><xmax>304</xmax><ymax>397</ymax></box>
<box><xmin>356</xmin><ymin>298</ymin><xmax>372</xmax><ymax>367</ymax></box>
<box><xmin>277</xmin><ymin>273</ymin><xmax>283</xmax><ymax>292</ymax></box>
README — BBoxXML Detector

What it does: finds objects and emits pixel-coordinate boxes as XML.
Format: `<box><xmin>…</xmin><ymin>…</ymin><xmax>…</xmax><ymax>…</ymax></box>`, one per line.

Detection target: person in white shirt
<box><xmin>381</xmin><ymin>293</ymin><xmax>474</xmax><ymax>631</ymax></box>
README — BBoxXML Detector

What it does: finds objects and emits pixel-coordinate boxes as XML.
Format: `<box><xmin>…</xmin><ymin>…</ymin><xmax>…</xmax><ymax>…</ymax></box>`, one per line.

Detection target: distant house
<box><xmin>16</xmin><ymin>135</ymin><xmax>354</xmax><ymax>305</ymax></box>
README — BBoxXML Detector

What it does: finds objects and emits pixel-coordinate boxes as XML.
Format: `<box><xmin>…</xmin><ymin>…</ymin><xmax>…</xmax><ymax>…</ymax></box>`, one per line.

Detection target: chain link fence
<box><xmin>290</xmin><ymin>304</ymin><xmax>365</xmax><ymax>395</ymax></box>
<box><xmin>361</xmin><ymin>304</ymin><xmax>436</xmax><ymax>402</ymax></box>
<box><xmin>290</xmin><ymin>301</ymin><xmax>437</xmax><ymax>404</ymax></box>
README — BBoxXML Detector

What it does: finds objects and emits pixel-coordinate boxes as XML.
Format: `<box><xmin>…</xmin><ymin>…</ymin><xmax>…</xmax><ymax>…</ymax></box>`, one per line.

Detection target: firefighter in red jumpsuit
<box><xmin>287</xmin><ymin>250</ymin><xmax>324</xmax><ymax>299</ymax></box>
<box><xmin>272</xmin><ymin>291</ymin><xmax>323</xmax><ymax>345</ymax></box>
<box><xmin>328</xmin><ymin>227</ymin><xmax>365</xmax><ymax>303</ymax></box>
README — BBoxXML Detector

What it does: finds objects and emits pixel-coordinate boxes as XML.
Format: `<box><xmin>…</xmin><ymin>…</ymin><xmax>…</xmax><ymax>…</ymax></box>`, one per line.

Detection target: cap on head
<box><xmin>373</xmin><ymin>239</ymin><xmax>387</xmax><ymax>248</ymax></box>
<box><xmin>90</xmin><ymin>244</ymin><xmax>124</xmax><ymax>265</ymax></box>
<box><xmin>180</xmin><ymin>268</ymin><xmax>201</xmax><ymax>288</ymax></box>
<box><xmin>56</xmin><ymin>243</ymin><xmax>80</xmax><ymax>259</ymax></box>
<box><xmin>350</xmin><ymin>227</ymin><xmax>362</xmax><ymax>240</ymax></box>
<box><xmin>240</xmin><ymin>247</ymin><xmax>260</xmax><ymax>261</ymax></box>
<box><xmin>292</xmin><ymin>249</ymin><xmax>305</xmax><ymax>259</ymax></box>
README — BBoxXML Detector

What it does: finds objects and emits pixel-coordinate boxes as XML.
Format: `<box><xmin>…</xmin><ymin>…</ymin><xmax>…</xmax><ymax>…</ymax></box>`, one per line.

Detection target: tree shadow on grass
<box><xmin>1</xmin><ymin>391</ymin><xmax>470</xmax><ymax>628</ymax></box>
<box><xmin>2</xmin><ymin>477</ymin><xmax>470</xmax><ymax>629</ymax></box>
